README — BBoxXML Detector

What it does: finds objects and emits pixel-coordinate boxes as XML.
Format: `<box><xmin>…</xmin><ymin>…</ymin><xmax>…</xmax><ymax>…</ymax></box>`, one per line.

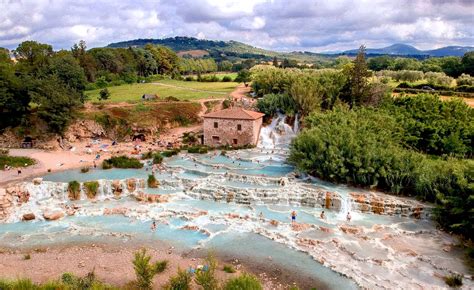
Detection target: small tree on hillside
<box><xmin>235</xmin><ymin>69</ymin><xmax>251</xmax><ymax>86</ymax></box>
<box><xmin>133</xmin><ymin>248</ymin><xmax>168</xmax><ymax>289</ymax></box>
<box><xmin>99</xmin><ymin>88</ymin><xmax>110</xmax><ymax>101</ymax></box>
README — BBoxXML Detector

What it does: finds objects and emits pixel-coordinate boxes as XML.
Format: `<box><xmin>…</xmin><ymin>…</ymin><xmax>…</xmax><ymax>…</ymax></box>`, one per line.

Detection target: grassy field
<box><xmin>198</xmin><ymin>72</ymin><xmax>238</xmax><ymax>80</ymax></box>
<box><xmin>85</xmin><ymin>79</ymin><xmax>238</xmax><ymax>103</ymax></box>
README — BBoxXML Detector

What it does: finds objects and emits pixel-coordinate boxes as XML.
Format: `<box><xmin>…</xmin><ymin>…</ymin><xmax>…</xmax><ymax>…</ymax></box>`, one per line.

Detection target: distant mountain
<box><xmin>106</xmin><ymin>36</ymin><xmax>328</xmax><ymax>63</ymax></box>
<box><xmin>107</xmin><ymin>37</ymin><xmax>473</xmax><ymax>60</ymax></box>
<box><xmin>342</xmin><ymin>43</ymin><xmax>473</xmax><ymax>57</ymax></box>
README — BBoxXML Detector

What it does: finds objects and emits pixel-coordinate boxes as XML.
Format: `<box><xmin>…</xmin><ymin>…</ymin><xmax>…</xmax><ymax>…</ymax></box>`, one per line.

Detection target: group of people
<box><xmin>290</xmin><ymin>210</ymin><xmax>352</xmax><ymax>223</ymax></box>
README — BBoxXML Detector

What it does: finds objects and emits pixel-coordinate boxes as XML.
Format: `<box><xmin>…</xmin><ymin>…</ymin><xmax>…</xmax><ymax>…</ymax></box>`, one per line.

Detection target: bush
<box><xmin>80</xmin><ymin>167</ymin><xmax>90</xmax><ymax>173</ymax></box>
<box><xmin>195</xmin><ymin>254</ymin><xmax>219</xmax><ymax>290</ymax></box>
<box><xmin>164</xmin><ymin>268</ymin><xmax>191</xmax><ymax>290</ymax></box>
<box><xmin>223</xmin><ymin>265</ymin><xmax>236</xmax><ymax>273</ymax></box>
<box><xmin>133</xmin><ymin>248</ymin><xmax>168</xmax><ymax>289</ymax></box>
<box><xmin>223</xmin><ymin>273</ymin><xmax>262</xmax><ymax>290</ymax></box>
<box><xmin>83</xmin><ymin>181</ymin><xmax>99</xmax><ymax>199</ymax></box>
<box><xmin>161</xmin><ymin>149</ymin><xmax>180</xmax><ymax>157</ymax></box>
<box><xmin>185</xmin><ymin>76</ymin><xmax>194</xmax><ymax>81</ymax></box>
<box><xmin>222</xmin><ymin>76</ymin><xmax>233</xmax><ymax>82</ymax></box>
<box><xmin>102</xmin><ymin>160</ymin><xmax>113</xmax><ymax>170</ymax></box>
<box><xmin>68</xmin><ymin>181</ymin><xmax>81</xmax><ymax>200</ymax></box>
<box><xmin>61</xmin><ymin>271</ymin><xmax>112</xmax><ymax>289</ymax></box>
<box><xmin>187</xmin><ymin>146</ymin><xmax>208</xmax><ymax>154</ymax></box>
<box><xmin>103</xmin><ymin>156</ymin><xmax>143</xmax><ymax>169</ymax></box>
<box><xmin>23</xmin><ymin>253</ymin><xmax>31</xmax><ymax>260</ymax></box>
<box><xmin>141</xmin><ymin>151</ymin><xmax>154</xmax><ymax>160</ymax></box>
<box><xmin>444</xmin><ymin>274</ymin><xmax>463</xmax><ymax>287</ymax></box>
<box><xmin>153</xmin><ymin>153</ymin><xmax>163</xmax><ymax>164</ymax></box>
<box><xmin>222</xmin><ymin>99</ymin><xmax>231</xmax><ymax>109</ymax></box>
<box><xmin>0</xmin><ymin>155</ymin><xmax>35</xmax><ymax>168</ymax></box>
<box><xmin>147</xmin><ymin>174</ymin><xmax>159</xmax><ymax>188</ymax></box>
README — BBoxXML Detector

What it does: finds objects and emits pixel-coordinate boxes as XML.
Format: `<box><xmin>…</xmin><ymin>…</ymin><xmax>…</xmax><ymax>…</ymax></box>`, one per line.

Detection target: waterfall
<box><xmin>258</xmin><ymin>112</ymin><xmax>298</xmax><ymax>150</ymax></box>
<box><xmin>293</xmin><ymin>113</ymin><xmax>299</xmax><ymax>133</ymax></box>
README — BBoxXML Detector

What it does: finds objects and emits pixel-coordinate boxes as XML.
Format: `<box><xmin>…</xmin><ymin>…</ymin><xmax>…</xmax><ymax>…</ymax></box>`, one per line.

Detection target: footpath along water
<box><xmin>0</xmin><ymin>114</ymin><xmax>472</xmax><ymax>289</ymax></box>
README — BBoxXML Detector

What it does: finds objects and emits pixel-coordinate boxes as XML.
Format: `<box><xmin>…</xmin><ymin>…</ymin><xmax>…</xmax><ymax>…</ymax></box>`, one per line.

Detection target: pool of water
<box><xmin>2</xmin><ymin>115</ymin><xmax>471</xmax><ymax>289</ymax></box>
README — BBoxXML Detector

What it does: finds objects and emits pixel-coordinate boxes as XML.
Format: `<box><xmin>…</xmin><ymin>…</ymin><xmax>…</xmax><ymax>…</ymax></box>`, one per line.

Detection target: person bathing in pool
<box><xmin>291</xmin><ymin>210</ymin><xmax>297</xmax><ymax>223</ymax></box>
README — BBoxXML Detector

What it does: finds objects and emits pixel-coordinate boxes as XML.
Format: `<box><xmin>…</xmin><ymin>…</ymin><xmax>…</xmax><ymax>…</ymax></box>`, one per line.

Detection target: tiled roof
<box><xmin>203</xmin><ymin>107</ymin><xmax>265</xmax><ymax>120</ymax></box>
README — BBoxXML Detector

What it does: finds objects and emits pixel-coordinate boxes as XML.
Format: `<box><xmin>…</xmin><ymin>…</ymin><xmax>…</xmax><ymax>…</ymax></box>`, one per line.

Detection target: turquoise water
<box><xmin>1</xmin><ymin>146</ymin><xmax>459</xmax><ymax>289</ymax></box>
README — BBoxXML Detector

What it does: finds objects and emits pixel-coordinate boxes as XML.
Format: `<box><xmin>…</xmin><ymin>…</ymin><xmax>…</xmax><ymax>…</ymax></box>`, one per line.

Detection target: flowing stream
<box><xmin>0</xmin><ymin>114</ymin><xmax>471</xmax><ymax>289</ymax></box>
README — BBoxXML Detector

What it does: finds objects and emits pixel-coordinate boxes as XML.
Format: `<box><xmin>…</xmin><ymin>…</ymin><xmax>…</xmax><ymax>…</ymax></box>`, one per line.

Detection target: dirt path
<box><xmin>230</xmin><ymin>83</ymin><xmax>251</xmax><ymax>100</ymax></box>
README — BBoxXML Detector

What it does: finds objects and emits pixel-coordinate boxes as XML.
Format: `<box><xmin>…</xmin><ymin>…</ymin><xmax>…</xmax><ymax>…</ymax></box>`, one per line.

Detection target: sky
<box><xmin>1</xmin><ymin>0</ymin><xmax>473</xmax><ymax>52</ymax></box>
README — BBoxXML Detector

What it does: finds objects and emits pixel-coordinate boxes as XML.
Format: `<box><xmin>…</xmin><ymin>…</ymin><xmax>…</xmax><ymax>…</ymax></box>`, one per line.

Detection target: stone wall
<box><xmin>203</xmin><ymin>117</ymin><xmax>262</xmax><ymax>146</ymax></box>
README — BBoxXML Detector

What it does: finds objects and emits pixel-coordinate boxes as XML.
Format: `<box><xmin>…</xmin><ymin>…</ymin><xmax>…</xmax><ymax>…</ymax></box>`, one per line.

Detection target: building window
<box><xmin>233</xmin><ymin>139</ymin><xmax>238</xmax><ymax>145</ymax></box>
<box><xmin>237</xmin><ymin>124</ymin><xmax>242</xmax><ymax>131</ymax></box>
<box><xmin>212</xmin><ymin>136</ymin><xmax>220</xmax><ymax>142</ymax></box>
<box><xmin>214</xmin><ymin>122</ymin><xmax>218</xmax><ymax>128</ymax></box>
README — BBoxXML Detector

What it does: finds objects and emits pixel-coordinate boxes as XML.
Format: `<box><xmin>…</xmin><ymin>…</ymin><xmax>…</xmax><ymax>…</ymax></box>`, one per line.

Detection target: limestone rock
<box><xmin>43</xmin><ymin>211</ymin><xmax>64</xmax><ymax>221</ymax></box>
<box><xmin>32</xmin><ymin>178</ymin><xmax>43</xmax><ymax>185</ymax></box>
<box><xmin>22</xmin><ymin>213</ymin><xmax>36</xmax><ymax>221</ymax></box>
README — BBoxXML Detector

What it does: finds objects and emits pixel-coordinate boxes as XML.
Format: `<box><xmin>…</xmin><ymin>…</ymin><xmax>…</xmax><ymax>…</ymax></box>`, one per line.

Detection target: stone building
<box><xmin>203</xmin><ymin>107</ymin><xmax>264</xmax><ymax>146</ymax></box>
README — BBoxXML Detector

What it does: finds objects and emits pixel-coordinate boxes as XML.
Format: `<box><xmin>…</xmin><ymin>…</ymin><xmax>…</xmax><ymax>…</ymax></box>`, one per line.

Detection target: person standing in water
<box><xmin>151</xmin><ymin>221</ymin><xmax>157</xmax><ymax>232</ymax></box>
<box><xmin>291</xmin><ymin>210</ymin><xmax>297</xmax><ymax>223</ymax></box>
<box><xmin>346</xmin><ymin>212</ymin><xmax>352</xmax><ymax>222</ymax></box>
<box><xmin>320</xmin><ymin>211</ymin><xmax>326</xmax><ymax>220</ymax></box>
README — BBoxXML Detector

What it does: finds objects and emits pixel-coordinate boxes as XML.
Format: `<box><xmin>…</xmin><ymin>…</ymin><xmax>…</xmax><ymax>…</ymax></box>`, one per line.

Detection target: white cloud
<box><xmin>0</xmin><ymin>0</ymin><xmax>472</xmax><ymax>52</ymax></box>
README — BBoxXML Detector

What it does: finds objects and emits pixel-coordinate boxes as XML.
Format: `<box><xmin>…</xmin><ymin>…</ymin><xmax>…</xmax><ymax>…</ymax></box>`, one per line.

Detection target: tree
<box><xmin>235</xmin><ymin>69</ymin><xmax>251</xmax><ymax>86</ymax></box>
<box><xmin>461</xmin><ymin>51</ymin><xmax>474</xmax><ymax>76</ymax></box>
<box><xmin>49</xmin><ymin>51</ymin><xmax>87</xmax><ymax>102</ymax></box>
<box><xmin>14</xmin><ymin>41</ymin><xmax>53</xmax><ymax>74</ymax></box>
<box><xmin>31</xmin><ymin>75</ymin><xmax>82</xmax><ymax>133</ymax></box>
<box><xmin>344</xmin><ymin>45</ymin><xmax>371</xmax><ymax>107</ymax></box>
<box><xmin>0</xmin><ymin>62</ymin><xmax>31</xmax><ymax>129</ymax></box>
<box><xmin>133</xmin><ymin>248</ymin><xmax>167</xmax><ymax>289</ymax></box>
<box><xmin>99</xmin><ymin>88</ymin><xmax>110</xmax><ymax>101</ymax></box>
<box><xmin>272</xmin><ymin>56</ymin><xmax>278</xmax><ymax>67</ymax></box>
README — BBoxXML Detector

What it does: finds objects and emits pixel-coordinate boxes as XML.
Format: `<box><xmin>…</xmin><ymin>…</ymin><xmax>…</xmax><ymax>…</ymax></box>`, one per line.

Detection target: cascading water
<box><xmin>1</xmin><ymin>112</ymin><xmax>470</xmax><ymax>289</ymax></box>
<box><xmin>258</xmin><ymin>112</ymin><xmax>298</xmax><ymax>150</ymax></box>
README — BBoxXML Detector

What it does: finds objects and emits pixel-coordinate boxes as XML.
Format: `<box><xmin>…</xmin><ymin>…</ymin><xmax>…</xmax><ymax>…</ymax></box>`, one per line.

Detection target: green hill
<box><xmin>107</xmin><ymin>36</ymin><xmax>330</xmax><ymax>63</ymax></box>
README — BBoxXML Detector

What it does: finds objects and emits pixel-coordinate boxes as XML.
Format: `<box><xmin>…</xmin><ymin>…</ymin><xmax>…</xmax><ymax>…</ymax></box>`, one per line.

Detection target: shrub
<box><xmin>220</xmin><ymin>150</ymin><xmax>227</xmax><ymax>156</ymax></box>
<box><xmin>185</xmin><ymin>76</ymin><xmax>194</xmax><ymax>81</ymax></box>
<box><xmin>164</xmin><ymin>268</ymin><xmax>191</xmax><ymax>290</ymax></box>
<box><xmin>444</xmin><ymin>274</ymin><xmax>463</xmax><ymax>287</ymax></box>
<box><xmin>102</xmin><ymin>160</ymin><xmax>113</xmax><ymax>170</ymax></box>
<box><xmin>153</xmin><ymin>154</ymin><xmax>163</xmax><ymax>164</ymax></box>
<box><xmin>23</xmin><ymin>253</ymin><xmax>31</xmax><ymax>260</ymax></box>
<box><xmin>133</xmin><ymin>248</ymin><xmax>168</xmax><ymax>289</ymax></box>
<box><xmin>222</xmin><ymin>76</ymin><xmax>233</xmax><ymax>82</ymax></box>
<box><xmin>83</xmin><ymin>181</ymin><xmax>99</xmax><ymax>199</ymax></box>
<box><xmin>60</xmin><ymin>271</ymin><xmax>112</xmax><ymax>289</ymax></box>
<box><xmin>147</xmin><ymin>174</ymin><xmax>159</xmax><ymax>188</ymax></box>
<box><xmin>80</xmin><ymin>167</ymin><xmax>90</xmax><ymax>173</ymax></box>
<box><xmin>99</xmin><ymin>88</ymin><xmax>110</xmax><ymax>101</ymax></box>
<box><xmin>223</xmin><ymin>265</ymin><xmax>236</xmax><ymax>273</ymax></box>
<box><xmin>195</xmin><ymin>254</ymin><xmax>219</xmax><ymax>290</ymax></box>
<box><xmin>103</xmin><ymin>156</ymin><xmax>143</xmax><ymax>169</ymax></box>
<box><xmin>68</xmin><ymin>181</ymin><xmax>81</xmax><ymax>200</ymax></box>
<box><xmin>223</xmin><ymin>273</ymin><xmax>262</xmax><ymax>290</ymax></box>
<box><xmin>187</xmin><ymin>146</ymin><xmax>208</xmax><ymax>154</ymax></box>
<box><xmin>173</xmin><ymin>115</ymin><xmax>191</xmax><ymax>126</ymax></box>
<box><xmin>0</xmin><ymin>155</ymin><xmax>35</xmax><ymax>168</ymax></box>
<box><xmin>222</xmin><ymin>99</ymin><xmax>231</xmax><ymax>109</ymax></box>
<box><xmin>161</xmin><ymin>149</ymin><xmax>180</xmax><ymax>157</ymax></box>
<box><xmin>141</xmin><ymin>151</ymin><xmax>154</xmax><ymax>160</ymax></box>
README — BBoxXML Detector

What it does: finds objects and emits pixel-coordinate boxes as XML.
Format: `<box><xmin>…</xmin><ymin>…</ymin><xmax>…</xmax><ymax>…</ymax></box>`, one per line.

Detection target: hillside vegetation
<box><xmin>252</xmin><ymin>47</ymin><xmax>474</xmax><ymax>248</ymax></box>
